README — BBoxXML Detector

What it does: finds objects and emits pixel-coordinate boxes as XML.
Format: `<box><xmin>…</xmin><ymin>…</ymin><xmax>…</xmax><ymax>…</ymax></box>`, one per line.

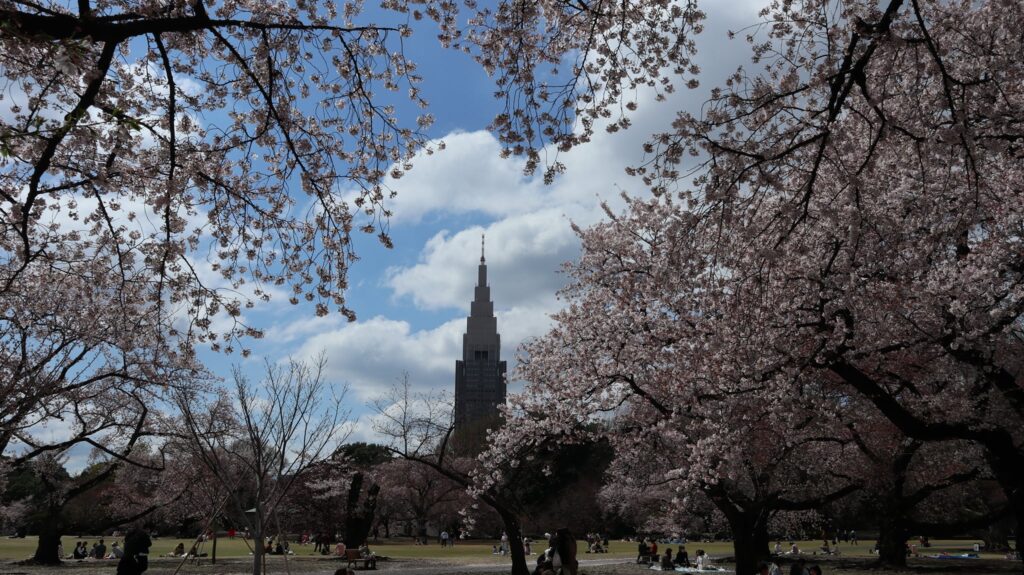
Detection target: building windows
<box><xmin>474</xmin><ymin>350</ymin><xmax>489</xmax><ymax>360</ymax></box>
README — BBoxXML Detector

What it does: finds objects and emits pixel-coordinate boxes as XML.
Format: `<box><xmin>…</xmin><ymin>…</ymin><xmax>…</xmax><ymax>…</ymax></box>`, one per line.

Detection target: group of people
<box><xmin>492</xmin><ymin>532</ymin><xmax>521</xmax><ymax>556</ymax></box>
<box><xmin>302</xmin><ymin>531</ymin><xmax>341</xmax><ymax>554</ymax></box>
<box><xmin>65</xmin><ymin>539</ymin><xmax>123</xmax><ymax>560</ymax></box>
<box><xmin>583</xmin><ymin>532</ymin><xmax>610</xmax><ymax>553</ymax></box>
<box><xmin>47</xmin><ymin>532</ymin><xmax>148</xmax><ymax>573</ymax></box>
<box><xmin>772</xmin><ymin>539</ymin><xmax>843</xmax><ymax>558</ymax></box>
<box><xmin>439</xmin><ymin>530</ymin><xmax>457</xmax><ymax>547</ymax></box>
<box><xmin>263</xmin><ymin>537</ymin><xmax>292</xmax><ymax>556</ymax></box>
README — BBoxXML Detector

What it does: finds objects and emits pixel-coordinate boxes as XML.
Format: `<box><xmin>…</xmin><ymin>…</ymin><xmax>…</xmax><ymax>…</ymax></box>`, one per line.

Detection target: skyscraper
<box><xmin>454</xmin><ymin>235</ymin><xmax>507</xmax><ymax>429</ymax></box>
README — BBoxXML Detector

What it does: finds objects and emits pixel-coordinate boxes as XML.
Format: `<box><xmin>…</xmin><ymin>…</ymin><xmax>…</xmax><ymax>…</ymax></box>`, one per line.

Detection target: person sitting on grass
<box><xmin>661</xmin><ymin>548</ymin><xmax>675</xmax><ymax>570</ymax></box>
<box><xmin>169</xmin><ymin>542</ymin><xmax>185</xmax><ymax>557</ymax></box>
<box><xmin>108</xmin><ymin>542</ymin><xmax>124</xmax><ymax>559</ymax></box>
<box><xmin>72</xmin><ymin>541</ymin><xmax>87</xmax><ymax>559</ymax></box>
<box><xmin>335</xmin><ymin>540</ymin><xmax>347</xmax><ymax>556</ymax></box>
<box><xmin>675</xmin><ymin>546</ymin><xmax>690</xmax><ymax>567</ymax></box>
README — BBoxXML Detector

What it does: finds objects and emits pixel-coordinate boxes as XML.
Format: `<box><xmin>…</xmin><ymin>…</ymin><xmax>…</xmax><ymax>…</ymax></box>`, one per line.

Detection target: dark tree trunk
<box><xmin>495</xmin><ymin>507</ymin><xmax>530</xmax><ymax>575</ymax></box>
<box><xmin>1011</xmin><ymin>483</ymin><xmax>1024</xmax><ymax>570</ymax></box>
<box><xmin>344</xmin><ymin>473</ymin><xmax>381</xmax><ymax>548</ymax></box>
<box><xmin>32</xmin><ymin>526</ymin><xmax>63</xmax><ymax>565</ymax></box>
<box><xmin>986</xmin><ymin>452</ymin><xmax>1024</xmax><ymax>571</ymax></box>
<box><xmin>876</xmin><ymin>515</ymin><xmax>909</xmax><ymax>568</ymax></box>
<box><xmin>729</xmin><ymin>512</ymin><xmax>770</xmax><ymax>575</ymax></box>
<box><xmin>977</xmin><ymin>521</ymin><xmax>1012</xmax><ymax>552</ymax></box>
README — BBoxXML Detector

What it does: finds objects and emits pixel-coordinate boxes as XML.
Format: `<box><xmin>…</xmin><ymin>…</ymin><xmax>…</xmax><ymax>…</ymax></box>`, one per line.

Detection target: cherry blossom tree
<box><xmin>632</xmin><ymin>0</ymin><xmax>1024</xmax><ymax>558</ymax></box>
<box><xmin>13</xmin><ymin>443</ymin><xmax>190</xmax><ymax>564</ymax></box>
<box><xmin>484</xmin><ymin>0</ymin><xmax>1023</xmax><ymax>570</ymax></box>
<box><xmin>478</xmin><ymin>213</ymin><xmax>861</xmax><ymax>572</ymax></box>
<box><xmin>0</xmin><ymin>267</ymin><xmax>193</xmax><ymax>564</ymax></box>
<box><xmin>838</xmin><ymin>409</ymin><xmax>1006</xmax><ymax>567</ymax></box>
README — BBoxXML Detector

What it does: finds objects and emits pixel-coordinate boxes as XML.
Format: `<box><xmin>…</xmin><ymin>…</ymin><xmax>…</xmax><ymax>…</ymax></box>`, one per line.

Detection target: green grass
<box><xmin>0</xmin><ymin>536</ymin><xmax>998</xmax><ymax>563</ymax></box>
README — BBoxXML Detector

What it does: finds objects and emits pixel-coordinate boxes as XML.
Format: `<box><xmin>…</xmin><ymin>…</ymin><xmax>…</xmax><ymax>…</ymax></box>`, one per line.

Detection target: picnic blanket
<box><xmin>648</xmin><ymin>566</ymin><xmax>730</xmax><ymax>572</ymax></box>
<box><xmin>927</xmin><ymin>553</ymin><xmax>979</xmax><ymax>560</ymax></box>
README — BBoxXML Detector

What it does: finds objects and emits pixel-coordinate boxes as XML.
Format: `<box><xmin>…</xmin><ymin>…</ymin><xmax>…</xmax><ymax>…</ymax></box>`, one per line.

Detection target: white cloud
<box><xmin>387</xmin><ymin>208</ymin><xmax>577</xmax><ymax>311</ymax></box>
<box><xmin>373</xmin><ymin>131</ymin><xmax>544</xmax><ymax>224</ymax></box>
<box><xmin>292</xmin><ymin>316</ymin><xmax>463</xmax><ymax>400</ymax></box>
<box><xmin>288</xmin><ymin>299</ymin><xmax>559</xmax><ymax>402</ymax></box>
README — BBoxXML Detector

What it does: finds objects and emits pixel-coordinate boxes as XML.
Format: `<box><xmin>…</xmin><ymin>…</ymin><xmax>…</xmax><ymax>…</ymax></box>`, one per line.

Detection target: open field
<box><xmin>0</xmin><ymin>551</ymin><xmax>1021</xmax><ymax>575</ymax></box>
<box><xmin>0</xmin><ymin>537</ymin><xmax>1010</xmax><ymax>567</ymax></box>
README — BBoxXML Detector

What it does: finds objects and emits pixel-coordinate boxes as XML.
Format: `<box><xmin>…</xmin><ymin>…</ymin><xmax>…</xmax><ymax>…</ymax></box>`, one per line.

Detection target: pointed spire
<box><xmin>481</xmin><ymin>233</ymin><xmax>486</xmax><ymax>264</ymax></box>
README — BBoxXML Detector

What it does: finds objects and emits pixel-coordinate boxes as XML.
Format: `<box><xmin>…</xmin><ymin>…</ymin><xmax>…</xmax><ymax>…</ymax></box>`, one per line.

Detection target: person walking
<box><xmin>440</xmin><ymin>530</ymin><xmax>449</xmax><ymax>547</ymax></box>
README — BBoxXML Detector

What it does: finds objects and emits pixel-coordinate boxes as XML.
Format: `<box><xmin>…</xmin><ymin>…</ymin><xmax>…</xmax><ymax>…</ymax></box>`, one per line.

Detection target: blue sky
<box><xmin>190</xmin><ymin>0</ymin><xmax>762</xmax><ymax>443</ymax></box>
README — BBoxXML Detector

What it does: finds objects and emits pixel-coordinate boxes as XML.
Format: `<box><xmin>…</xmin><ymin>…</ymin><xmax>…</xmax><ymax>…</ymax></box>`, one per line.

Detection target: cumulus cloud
<box><xmin>375</xmin><ymin>130</ymin><xmax>544</xmax><ymax>224</ymax></box>
<box><xmin>287</xmin><ymin>297</ymin><xmax>559</xmax><ymax>402</ymax></box>
<box><xmin>387</xmin><ymin>209</ymin><xmax>577</xmax><ymax>311</ymax></box>
<box><xmin>291</xmin><ymin>316</ymin><xmax>463</xmax><ymax>400</ymax></box>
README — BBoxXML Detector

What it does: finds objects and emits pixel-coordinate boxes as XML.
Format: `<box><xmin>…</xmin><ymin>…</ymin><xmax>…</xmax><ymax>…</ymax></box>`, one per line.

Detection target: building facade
<box><xmin>453</xmin><ymin>237</ymin><xmax>507</xmax><ymax>429</ymax></box>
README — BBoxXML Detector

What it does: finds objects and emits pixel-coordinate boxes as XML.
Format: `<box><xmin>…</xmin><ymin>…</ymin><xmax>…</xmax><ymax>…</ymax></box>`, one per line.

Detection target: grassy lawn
<box><xmin>0</xmin><ymin>536</ymin><xmax>999</xmax><ymax>563</ymax></box>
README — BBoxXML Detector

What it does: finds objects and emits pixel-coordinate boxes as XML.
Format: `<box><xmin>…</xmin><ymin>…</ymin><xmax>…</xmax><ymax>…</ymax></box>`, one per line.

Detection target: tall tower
<box><xmin>454</xmin><ymin>235</ymin><xmax>507</xmax><ymax>429</ymax></box>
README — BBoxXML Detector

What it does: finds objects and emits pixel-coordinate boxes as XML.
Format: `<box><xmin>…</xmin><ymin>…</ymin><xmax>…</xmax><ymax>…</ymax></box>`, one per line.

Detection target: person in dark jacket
<box><xmin>117</xmin><ymin>529</ymin><xmax>152</xmax><ymax>575</ymax></box>
<box><xmin>675</xmin><ymin>546</ymin><xmax>690</xmax><ymax>566</ymax></box>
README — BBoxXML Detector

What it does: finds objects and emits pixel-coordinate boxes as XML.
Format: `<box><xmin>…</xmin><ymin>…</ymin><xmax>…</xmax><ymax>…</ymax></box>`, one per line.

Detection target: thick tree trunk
<box><xmin>728</xmin><ymin>512</ymin><xmax>770</xmax><ymax>575</ymax></box>
<box><xmin>32</xmin><ymin>526</ymin><xmax>63</xmax><ymax>565</ymax></box>
<box><xmin>977</xmin><ymin>521</ymin><xmax>1012</xmax><ymax>552</ymax></box>
<box><xmin>876</xmin><ymin>515</ymin><xmax>908</xmax><ymax>568</ymax></box>
<box><xmin>344</xmin><ymin>473</ymin><xmax>381</xmax><ymax>547</ymax></box>
<box><xmin>987</xmin><ymin>453</ymin><xmax>1024</xmax><ymax>572</ymax></box>
<box><xmin>496</xmin><ymin>507</ymin><xmax>530</xmax><ymax>575</ymax></box>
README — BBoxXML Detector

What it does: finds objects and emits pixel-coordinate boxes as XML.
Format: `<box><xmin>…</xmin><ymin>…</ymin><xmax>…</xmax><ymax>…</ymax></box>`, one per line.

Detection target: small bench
<box><xmin>345</xmin><ymin>549</ymin><xmax>377</xmax><ymax>570</ymax></box>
